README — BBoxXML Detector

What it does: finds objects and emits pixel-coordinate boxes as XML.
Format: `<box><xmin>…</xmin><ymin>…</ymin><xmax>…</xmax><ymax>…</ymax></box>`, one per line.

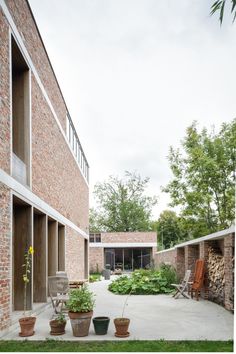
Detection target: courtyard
<box><xmin>2</xmin><ymin>278</ymin><xmax>233</xmax><ymax>341</ymax></box>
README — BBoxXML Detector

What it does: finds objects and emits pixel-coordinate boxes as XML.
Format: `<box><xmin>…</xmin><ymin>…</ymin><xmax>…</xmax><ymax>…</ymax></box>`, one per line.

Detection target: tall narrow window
<box><xmin>12</xmin><ymin>37</ymin><xmax>30</xmax><ymax>186</ymax></box>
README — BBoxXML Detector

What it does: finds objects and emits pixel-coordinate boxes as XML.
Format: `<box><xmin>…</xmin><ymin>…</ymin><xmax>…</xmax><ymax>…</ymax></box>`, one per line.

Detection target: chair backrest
<box><xmin>192</xmin><ymin>259</ymin><xmax>204</xmax><ymax>290</ymax></box>
<box><xmin>182</xmin><ymin>269</ymin><xmax>191</xmax><ymax>284</ymax></box>
<box><xmin>48</xmin><ymin>276</ymin><xmax>69</xmax><ymax>297</ymax></box>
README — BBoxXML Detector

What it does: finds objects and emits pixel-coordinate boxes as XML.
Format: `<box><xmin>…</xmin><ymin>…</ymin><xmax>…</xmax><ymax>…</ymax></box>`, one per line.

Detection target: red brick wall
<box><xmin>224</xmin><ymin>234</ymin><xmax>234</xmax><ymax>311</ymax></box>
<box><xmin>5</xmin><ymin>0</ymin><xmax>67</xmax><ymax>132</ymax></box>
<box><xmin>89</xmin><ymin>248</ymin><xmax>104</xmax><ymax>273</ymax></box>
<box><xmin>65</xmin><ymin>227</ymin><xmax>85</xmax><ymax>280</ymax></box>
<box><xmin>31</xmin><ymin>76</ymin><xmax>89</xmax><ymax>232</ymax></box>
<box><xmin>101</xmin><ymin>232</ymin><xmax>157</xmax><ymax>243</ymax></box>
<box><xmin>154</xmin><ymin>248</ymin><xmax>176</xmax><ymax>268</ymax></box>
<box><xmin>0</xmin><ymin>184</ymin><xmax>11</xmax><ymax>332</ymax></box>
<box><xmin>0</xmin><ymin>10</ymin><xmax>10</xmax><ymax>174</ymax></box>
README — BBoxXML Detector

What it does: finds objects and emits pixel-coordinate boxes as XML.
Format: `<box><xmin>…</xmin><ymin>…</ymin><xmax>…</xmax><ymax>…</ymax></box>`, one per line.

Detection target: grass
<box><xmin>0</xmin><ymin>340</ymin><xmax>233</xmax><ymax>352</ymax></box>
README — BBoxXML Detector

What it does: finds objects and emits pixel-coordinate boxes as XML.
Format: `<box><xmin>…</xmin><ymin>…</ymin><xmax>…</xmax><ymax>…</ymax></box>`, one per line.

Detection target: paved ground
<box><xmin>2</xmin><ymin>278</ymin><xmax>234</xmax><ymax>341</ymax></box>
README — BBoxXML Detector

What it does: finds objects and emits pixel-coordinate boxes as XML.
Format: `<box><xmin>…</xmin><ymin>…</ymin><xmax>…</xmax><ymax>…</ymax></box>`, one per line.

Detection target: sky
<box><xmin>29</xmin><ymin>0</ymin><xmax>236</xmax><ymax>219</ymax></box>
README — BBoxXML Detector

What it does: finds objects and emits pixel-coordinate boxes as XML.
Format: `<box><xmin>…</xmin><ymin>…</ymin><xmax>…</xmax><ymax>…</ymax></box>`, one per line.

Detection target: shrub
<box><xmin>159</xmin><ymin>263</ymin><xmax>177</xmax><ymax>285</ymax></box>
<box><xmin>108</xmin><ymin>268</ymin><xmax>177</xmax><ymax>295</ymax></box>
<box><xmin>89</xmin><ymin>273</ymin><xmax>101</xmax><ymax>283</ymax></box>
<box><xmin>67</xmin><ymin>286</ymin><xmax>95</xmax><ymax>312</ymax></box>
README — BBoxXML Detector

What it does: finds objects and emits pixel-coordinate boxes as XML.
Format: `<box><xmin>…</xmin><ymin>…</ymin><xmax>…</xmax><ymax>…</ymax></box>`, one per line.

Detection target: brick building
<box><xmin>89</xmin><ymin>232</ymin><xmax>157</xmax><ymax>273</ymax></box>
<box><xmin>0</xmin><ymin>0</ymin><xmax>89</xmax><ymax>334</ymax></box>
<box><xmin>155</xmin><ymin>226</ymin><xmax>235</xmax><ymax>311</ymax></box>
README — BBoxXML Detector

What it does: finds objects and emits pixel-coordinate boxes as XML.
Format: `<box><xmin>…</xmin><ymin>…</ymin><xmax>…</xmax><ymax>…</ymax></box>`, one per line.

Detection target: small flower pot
<box><xmin>93</xmin><ymin>316</ymin><xmax>110</xmax><ymax>335</ymax></box>
<box><xmin>114</xmin><ymin>318</ymin><xmax>130</xmax><ymax>337</ymax></box>
<box><xmin>19</xmin><ymin>317</ymin><xmax>36</xmax><ymax>337</ymax></box>
<box><xmin>49</xmin><ymin>319</ymin><xmax>66</xmax><ymax>335</ymax></box>
<box><xmin>68</xmin><ymin>311</ymin><xmax>93</xmax><ymax>337</ymax></box>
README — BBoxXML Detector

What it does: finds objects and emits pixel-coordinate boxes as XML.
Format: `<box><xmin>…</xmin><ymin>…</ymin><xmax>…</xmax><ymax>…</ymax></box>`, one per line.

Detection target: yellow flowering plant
<box><xmin>22</xmin><ymin>246</ymin><xmax>34</xmax><ymax>316</ymax></box>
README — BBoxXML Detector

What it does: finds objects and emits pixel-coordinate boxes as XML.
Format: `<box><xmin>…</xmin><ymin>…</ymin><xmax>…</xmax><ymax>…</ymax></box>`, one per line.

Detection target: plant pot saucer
<box><xmin>115</xmin><ymin>331</ymin><xmax>130</xmax><ymax>338</ymax></box>
<box><xmin>50</xmin><ymin>331</ymin><xmax>65</xmax><ymax>336</ymax></box>
<box><xmin>19</xmin><ymin>331</ymin><xmax>35</xmax><ymax>337</ymax></box>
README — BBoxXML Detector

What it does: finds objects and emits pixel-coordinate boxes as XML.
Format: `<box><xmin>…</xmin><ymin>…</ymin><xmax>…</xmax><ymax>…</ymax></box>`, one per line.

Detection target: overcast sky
<box><xmin>29</xmin><ymin>0</ymin><xmax>236</xmax><ymax>219</ymax></box>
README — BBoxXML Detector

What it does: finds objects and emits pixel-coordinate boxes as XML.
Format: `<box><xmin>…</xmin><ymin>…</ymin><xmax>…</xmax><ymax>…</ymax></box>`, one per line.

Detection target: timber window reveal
<box><xmin>11</xmin><ymin>36</ymin><xmax>31</xmax><ymax>186</ymax></box>
<box><xmin>66</xmin><ymin>114</ymin><xmax>89</xmax><ymax>182</ymax></box>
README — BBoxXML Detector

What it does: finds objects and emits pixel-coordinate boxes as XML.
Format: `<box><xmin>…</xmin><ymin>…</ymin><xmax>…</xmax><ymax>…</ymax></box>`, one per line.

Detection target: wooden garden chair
<box><xmin>48</xmin><ymin>275</ymin><xmax>69</xmax><ymax>314</ymax></box>
<box><xmin>171</xmin><ymin>269</ymin><xmax>191</xmax><ymax>299</ymax></box>
<box><xmin>189</xmin><ymin>259</ymin><xmax>205</xmax><ymax>301</ymax></box>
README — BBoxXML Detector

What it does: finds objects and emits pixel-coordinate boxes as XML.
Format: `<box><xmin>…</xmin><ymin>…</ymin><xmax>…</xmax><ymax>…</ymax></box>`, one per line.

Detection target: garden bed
<box><xmin>108</xmin><ymin>265</ymin><xmax>177</xmax><ymax>295</ymax></box>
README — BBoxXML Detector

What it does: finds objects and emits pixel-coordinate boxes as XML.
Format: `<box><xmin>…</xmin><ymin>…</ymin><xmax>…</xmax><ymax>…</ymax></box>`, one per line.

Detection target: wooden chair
<box><xmin>48</xmin><ymin>276</ymin><xmax>69</xmax><ymax>314</ymax></box>
<box><xmin>171</xmin><ymin>269</ymin><xmax>191</xmax><ymax>299</ymax></box>
<box><xmin>189</xmin><ymin>259</ymin><xmax>205</xmax><ymax>301</ymax></box>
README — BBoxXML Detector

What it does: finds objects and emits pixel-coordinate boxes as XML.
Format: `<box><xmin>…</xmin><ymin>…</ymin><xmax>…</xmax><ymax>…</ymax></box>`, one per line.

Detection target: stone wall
<box><xmin>154</xmin><ymin>248</ymin><xmax>176</xmax><ymax>268</ymax></box>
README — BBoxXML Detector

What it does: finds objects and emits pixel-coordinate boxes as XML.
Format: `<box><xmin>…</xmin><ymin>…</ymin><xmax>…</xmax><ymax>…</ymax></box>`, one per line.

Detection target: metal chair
<box><xmin>171</xmin><ymin>269</ymin><xmax>191</xmax><ymax>299</ymax></box>
<box><xmin>48</xmin><ymin>275</ymin><xmax>69</xmax><ymax>314</ymax></box>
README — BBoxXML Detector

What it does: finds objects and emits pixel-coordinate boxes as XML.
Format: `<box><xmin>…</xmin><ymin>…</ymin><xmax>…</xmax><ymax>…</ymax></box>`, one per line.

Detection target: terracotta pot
<box><xmin>68</xmin><ymin>311</ymin><xmax>93</xmax><ymax>337</ymax></box>
<box><xmin>114</xmin><ymin>318</ymin><xmax>130</xmax><ymax>337</ymax></box>
<box><xmin>19</xmin><ymin>317</ymin><xmax>36</xmax><ymax>337</ymax></box>
<box><xmin>49</xmin><ymin>319</ymin><xmax>66</xmax><ymax>335</ymax></box>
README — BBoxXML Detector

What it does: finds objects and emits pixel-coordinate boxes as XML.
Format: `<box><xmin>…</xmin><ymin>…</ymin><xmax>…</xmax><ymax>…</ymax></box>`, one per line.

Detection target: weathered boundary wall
<box><xmin>155</xmin><ymin>228</ymin><xmax>235</xmax><ymax>311</ymax></box>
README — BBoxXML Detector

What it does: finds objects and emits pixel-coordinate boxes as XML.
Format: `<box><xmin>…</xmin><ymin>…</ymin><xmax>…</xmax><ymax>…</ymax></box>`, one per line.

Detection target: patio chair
<box><xmin>189</xmin><ymin>259</ymin><xmax>205</xmax><ymax>301</ymax></box>
<box><xmin>48</xmin><ymin>276</ymin><xmax>69</xmax><ymax>314</ymax></box>
<box><xmin>171</xmin><ymin>269</ymin><xmax>191</xmax><ymax>299</ymax></box>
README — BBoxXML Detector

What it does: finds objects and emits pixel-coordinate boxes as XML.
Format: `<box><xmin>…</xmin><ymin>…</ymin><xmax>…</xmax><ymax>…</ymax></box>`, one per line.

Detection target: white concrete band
<box><xmin>155</xmin><ymin>225</ymin><xmax>235</xmax><ymax>254</ymax></box>
<box><xmin>0</xmin><ymin>0</ymin><xmax>89</xmax><ymax>187</ymax></box>
<box><xmin>0</xmin><ymin>168</ymin><xmax>89</xmax><ymax>239</ymax></box>
<box><xmin>90</xmin><ymin>242</ymin><xmax>157</xmax><ymax>248</ymax></box>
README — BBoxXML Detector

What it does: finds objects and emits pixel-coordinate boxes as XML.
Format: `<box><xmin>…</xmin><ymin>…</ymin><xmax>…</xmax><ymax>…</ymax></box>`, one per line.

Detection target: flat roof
<box><xmin>156</xmin><ymin>225</ymin><xmax>235</xmax><ymax>254</ymax></box>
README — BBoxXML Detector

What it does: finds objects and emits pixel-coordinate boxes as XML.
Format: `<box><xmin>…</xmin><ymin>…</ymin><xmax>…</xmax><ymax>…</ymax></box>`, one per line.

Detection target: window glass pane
<box><xmin>105</xmin><ymin>248</ymin><xmax>115</xmax><ymax>270</ymax></box>
<box><xmin>124</xmin><ymin>249</ymin><xmax>132</xmax><ymax>271</ymax></box>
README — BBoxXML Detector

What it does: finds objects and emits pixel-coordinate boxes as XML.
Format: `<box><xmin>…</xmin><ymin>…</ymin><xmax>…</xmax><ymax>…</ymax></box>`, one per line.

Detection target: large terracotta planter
<box><xmin>49</xmin><ymin>319</ymin><xmax>66</xmax><ymax>335</ymax></box>
<box><xmin>68</xmin><ymin>311</ymin><xmax>93</xmax><ymax>337</ymax></box>
<box><xmin>114</xmin><ymin>318</ymin><xmax>130</xmax><ymax>337</ymax></box>
<box><xmin>19</xmin><ymin>317</ymin><xmax>36</xmax><ymax>337</ymax></box>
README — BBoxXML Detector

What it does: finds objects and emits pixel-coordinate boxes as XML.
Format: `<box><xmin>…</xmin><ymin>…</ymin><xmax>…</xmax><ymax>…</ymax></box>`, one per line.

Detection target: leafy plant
<box><xmin>22</xmin><ymin>246</ymin><xmax>34</xmax><ymax>316</ymax></box>
<box><xmin>108</xmin><ymin>267</ymin><xmax>177</xmax><ymax>295</ymax></box>
<box><xmin>89</xmin><ymin>273</ymin><xmax>101</xmax><ymax>283</ymax></box>
<box><xmin>67</xmin><ymin>286</ymin><xmax>95</xmax><ymax>313</ymax></box>
<box><xmin>54</xmin><ymin>312</ymin><xmax>66</xmax><ymax>324</ymax></box>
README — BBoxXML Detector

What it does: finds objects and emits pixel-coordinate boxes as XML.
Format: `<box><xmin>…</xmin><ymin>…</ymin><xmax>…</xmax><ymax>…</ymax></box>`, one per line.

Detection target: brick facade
<box><xmin>0</xmin><ymin>0</ymin><xmax>89</xmax><ymax>333</ymax></box>
<box><xmin>0</xmin><ymin>184</ymin><xmax>11</xmax><ymax>332</ymax></box>
<box><xmin>89</xmin><ymin>232</ymin><xmax>157</xmax><ymax>272</ymax></box>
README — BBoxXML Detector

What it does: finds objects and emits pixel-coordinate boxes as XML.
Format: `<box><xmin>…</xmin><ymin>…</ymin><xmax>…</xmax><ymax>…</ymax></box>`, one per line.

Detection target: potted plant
<box><xmin>114</xmin><ymin>292</ymin><xmax>131</xmax><ymax>337</ymax></box>
<box><xmin>67</xmin><ymin>286</ymin><xmax>95</xmax><ymax>337</ymax></box>
<box><xmin>49</xmin><ymin>312</ymin><xmax>66</xmax><ymax>335</ymax></box>
<box><xmin>19</xmin><ymin>246</ymin><xmax>36</xmax><ymax>337</ymax></box>
<box><xmin>93</xmin><ymin>316</ymin><xmax>110</xmax><ymax>335</ymax></box>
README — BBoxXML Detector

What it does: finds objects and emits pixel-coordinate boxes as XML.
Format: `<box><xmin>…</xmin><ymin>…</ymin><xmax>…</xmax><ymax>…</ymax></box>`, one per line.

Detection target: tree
<box><xmin>210</xmin><ymin>0</ymin><xmax>236</xmax><ymax>25</ymax></box>
<box><xmin>90</xmin><ymin>171</ymin><xmax>158</xmax><ymax>232</ymax></box>
<box><xmin>163</xmin><ymin>119</ymin><xmax>236</xmax><ymax>238</ymax></box>
<box><xmin>152</xmin><ymin>210</ymin><xmax>181</xmax><ymax>249</ymax></box>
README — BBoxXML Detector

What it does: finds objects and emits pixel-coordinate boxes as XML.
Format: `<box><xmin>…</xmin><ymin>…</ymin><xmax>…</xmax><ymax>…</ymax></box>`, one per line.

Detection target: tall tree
<box><xmin>90</xmin><ymin>171</ymin><xmax>158</xmax><ymax>232</ymax></box>
<box><xmin>210</xmin><ymin>0</ymin><xmax>236</xmax><ymax>25</ymax></box>
<box><xmin>152</xmin><ymin>210</ymin><xmax>182</xmax><ymax>249</ymax></box>
<box><xmin>163</xmin><ymin>119</ymin><xmax>236</xmax><ymax>237</ymax></box>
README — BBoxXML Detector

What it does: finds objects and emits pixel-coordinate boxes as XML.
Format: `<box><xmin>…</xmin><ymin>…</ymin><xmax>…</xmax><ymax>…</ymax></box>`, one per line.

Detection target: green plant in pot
<box><xmin>19</xmin><ymin>246</ymin><xmax>36</xmax><ymax>337</ymax></box>
<box><xmin>67</xmin><ymin>286</ymin><xmax>95</xmax><ymax>337</ymax></box>
<box><xmin>49</xmin><ymin>312</ymin><xmax>66</xmax><ymax>336</ymax></box>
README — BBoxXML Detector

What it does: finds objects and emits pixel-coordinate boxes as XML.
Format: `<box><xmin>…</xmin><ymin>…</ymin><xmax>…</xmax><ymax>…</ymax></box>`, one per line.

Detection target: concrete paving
<box><xmin>2</xmin><ymin>278</ymin><xmax>234</xmax><ymax>341</ymax></box>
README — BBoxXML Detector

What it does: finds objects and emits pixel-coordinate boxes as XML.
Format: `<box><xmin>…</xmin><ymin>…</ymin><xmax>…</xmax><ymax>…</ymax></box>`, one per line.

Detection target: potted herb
<box><xmin>114</xmin><ymin>292</ymin><xmax>131</xmax><ymax>337</ymax></box>
<box><xmin>19</xmin><ymin>246</ymin><xmax>36</xmax><ymax>337</ymax></box>
<box><xmin>93</xmin><ymin>316</ymin><xmax>110</xmax><ymax>335</ymax></box>
<box><xmin>67</xmin><ymin>286</ymin><xmax>95</xmax><ymax>337</ymax></box>
<box><xmin>49</xmin><ymin>312</ymin><xmax>66</xmax><ymax>335</ymax></box>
